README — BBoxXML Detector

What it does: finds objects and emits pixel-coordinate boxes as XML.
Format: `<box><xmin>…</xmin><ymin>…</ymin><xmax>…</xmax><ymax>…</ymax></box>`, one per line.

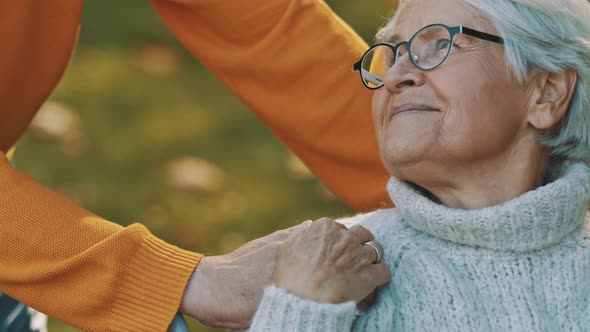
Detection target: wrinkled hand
<box><xmin>180</xmin><ymin>221</ymin><xmax>311</xmax><ymax>328</ymax></box>
<box><xmin>274</xmin><ymin>218</ymin><xmax>391</xmax><ymax>304</ymax></box>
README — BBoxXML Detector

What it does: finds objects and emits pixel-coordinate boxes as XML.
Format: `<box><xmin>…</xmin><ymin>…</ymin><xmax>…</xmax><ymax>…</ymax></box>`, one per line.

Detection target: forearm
<box><xmin>150</xmin><ymin>0</ymin><xmax>390</xmax><ymax>211</ymax></box>
<box><xmin>0</xmin><ymin>153</ymin><xmax>201</xmax><ymax>331</ymax></box>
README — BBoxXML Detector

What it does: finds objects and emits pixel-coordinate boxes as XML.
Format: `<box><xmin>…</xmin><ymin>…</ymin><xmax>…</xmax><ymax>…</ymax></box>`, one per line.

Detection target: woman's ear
<box><xmin>527</xmin><ymin>69</ymin><xmax>577</xmax><ymax>130</ymax></box>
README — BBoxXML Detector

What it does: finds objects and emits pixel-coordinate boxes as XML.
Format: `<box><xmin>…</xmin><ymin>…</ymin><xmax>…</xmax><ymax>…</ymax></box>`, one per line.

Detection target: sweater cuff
<box><xmin>111</xmin><ymin>232</ymin><xmax>202</xmax><ymax>331</ymax></box>
<box><xmin>250</xmin><ymin>285</ymin><xmax>357</xmax><ymax>332</ymax></box>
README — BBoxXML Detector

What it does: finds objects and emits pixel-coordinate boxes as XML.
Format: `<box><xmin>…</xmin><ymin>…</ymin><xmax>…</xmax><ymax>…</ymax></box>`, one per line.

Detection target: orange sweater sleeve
<box><xmin>150</xmin><ymin>0</ymin><xmax>392</xmax><ymax>211</ymax></box>
<box><xmin>0</xmin><ymin>152</ymin><xmax>201</xmax><ymax>331</ymax></box>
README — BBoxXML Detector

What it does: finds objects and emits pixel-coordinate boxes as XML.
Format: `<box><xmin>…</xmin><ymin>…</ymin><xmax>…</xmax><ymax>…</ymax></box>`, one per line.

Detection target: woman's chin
<box><xmin>381</xmin><ymin>157</ymin><xmax>424</xmax><ymax>180</ymax></box>
<box><xmin>380</xmin><ymin>144</ymin><xmax>429</xmax><ymax>169</ymax></box>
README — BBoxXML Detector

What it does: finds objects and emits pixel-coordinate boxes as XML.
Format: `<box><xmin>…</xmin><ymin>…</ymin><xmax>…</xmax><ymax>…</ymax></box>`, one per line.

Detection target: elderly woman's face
<box><xmin>373</xmin><ymin>0</ymin><xmax>530</xmax><ymax>180</ymax></box>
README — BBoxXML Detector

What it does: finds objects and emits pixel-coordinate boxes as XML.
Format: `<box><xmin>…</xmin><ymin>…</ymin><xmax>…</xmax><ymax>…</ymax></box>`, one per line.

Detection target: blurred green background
<box><xmin>14</xmin><ymin>0</ymin><xmax>395</xmax><ymax>331</ymax></box>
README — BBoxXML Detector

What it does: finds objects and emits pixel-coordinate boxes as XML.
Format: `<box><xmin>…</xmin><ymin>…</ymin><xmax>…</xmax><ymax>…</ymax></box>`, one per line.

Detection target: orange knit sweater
<box><xmin>0</xmin><ymin>0</ymin><xmax>389</xmax><ymax>330</ymax></box>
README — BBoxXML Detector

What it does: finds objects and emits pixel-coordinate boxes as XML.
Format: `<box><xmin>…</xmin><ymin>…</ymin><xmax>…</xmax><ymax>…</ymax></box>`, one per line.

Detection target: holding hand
<box><xmin>274</xmin><ymin>218</ymin><xmax>391</xmax><ymax>304</ymax></box>
<box><xmin>180</xmin><ymin>221</ymin><xmax>311</xmax><ymax>328</ymax></box>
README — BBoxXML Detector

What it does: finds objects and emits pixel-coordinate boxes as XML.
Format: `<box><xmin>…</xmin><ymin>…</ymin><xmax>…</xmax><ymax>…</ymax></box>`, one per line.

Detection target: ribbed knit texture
<box><xmin>252</xmin><ymin>286</ymin><xmax>357</xmax><ymax>332</ymax></box>
<box><xmin>249</xmin><ymin>162</ymin><xmax>590</xmax><ymax>331</ymax></box>
<box><xmin>1</xmin><ymin>0</ymin><xmax>382</xmax><ymax>329</ymax></box>
<box><xmin>110</xmin><ymin>234</ymin><xmax>201</xmax><ymax>331</ymax></box>
<box><xmin>0</xmin><ymin>153</ymin><xmax>202</xmax><ymax>331</ymax></box>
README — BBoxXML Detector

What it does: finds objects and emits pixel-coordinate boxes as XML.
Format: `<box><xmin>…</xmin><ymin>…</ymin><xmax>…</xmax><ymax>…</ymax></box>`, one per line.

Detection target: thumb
<box><xmin>288</xmin><ymin>220</ymin><xmax>312</xmax><ymax>238</ymax></box>
<box><xmin>267</xmin><ymin>220</ymin><xmax>312</xmax><ymax>242</ymax></box>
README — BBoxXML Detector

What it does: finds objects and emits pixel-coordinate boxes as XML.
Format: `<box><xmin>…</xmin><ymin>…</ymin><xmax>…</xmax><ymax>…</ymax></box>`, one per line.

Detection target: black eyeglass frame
<box><xmin>353</xmin><ymin>24</ymin><xmax>505</xmax><ymax>90</ymax></box>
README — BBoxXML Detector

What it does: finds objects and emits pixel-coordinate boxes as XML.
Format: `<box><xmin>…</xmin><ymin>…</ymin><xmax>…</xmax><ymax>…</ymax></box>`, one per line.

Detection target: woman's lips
<box><xmin>389</xmin><ymin>103</ymin><xmax>440</xmax><ymax>121</ymax></box>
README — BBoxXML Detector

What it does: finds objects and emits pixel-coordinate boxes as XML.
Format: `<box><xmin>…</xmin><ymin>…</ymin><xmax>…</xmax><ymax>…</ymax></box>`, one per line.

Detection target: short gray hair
<box><xmin>377</xmin><ymin>0</ymin><xmax>590</xmax><ymax>170</ymax></box>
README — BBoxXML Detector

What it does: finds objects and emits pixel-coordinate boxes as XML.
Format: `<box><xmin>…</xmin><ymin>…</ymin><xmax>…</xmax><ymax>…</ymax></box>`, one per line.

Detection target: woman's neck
<box><xmin>386</xmin><ymin>161</ymin><xmax>590</xmax><ymax>252</ymax></box>
<box><xmin>402</xmin><ymin>145</ymin><xmax>550</xmax><ymax>210</ymax></box>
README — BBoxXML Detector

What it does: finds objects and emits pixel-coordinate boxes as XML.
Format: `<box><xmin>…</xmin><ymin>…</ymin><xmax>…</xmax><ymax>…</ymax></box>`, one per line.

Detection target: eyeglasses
<box><xmin>353</xmin><ymin>24</ymin><xmax>505</xmax><ymax>90</ymax></box>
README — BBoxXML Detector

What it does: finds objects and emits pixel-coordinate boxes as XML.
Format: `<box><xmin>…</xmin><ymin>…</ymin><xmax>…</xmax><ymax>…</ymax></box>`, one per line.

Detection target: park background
<box><xmin>15</xmin><ymin>0</ymin><xmax>396</xmax><ymax>330</ymax></box>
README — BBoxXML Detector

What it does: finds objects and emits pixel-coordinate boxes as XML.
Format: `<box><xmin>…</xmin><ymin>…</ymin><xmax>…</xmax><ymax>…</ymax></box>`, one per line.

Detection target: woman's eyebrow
<box><xmin>388</xmin><ymin>34</ymin><xmax>402</xmax><ymax>44</ymax></box>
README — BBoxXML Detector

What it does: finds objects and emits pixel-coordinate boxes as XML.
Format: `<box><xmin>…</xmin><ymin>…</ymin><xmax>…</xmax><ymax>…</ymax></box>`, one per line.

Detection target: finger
<box><xmin>368</xmin><ymin>264</ymin><xmax>392</xmax><ymax>287</ymax></box>
<box><xmin>366</xmin><ymin>240</ymin><xmax>384</xmax><ymax>264</ymax></box>
<box><xmin>356</xmin><ymin>299</ymin><xmax>370</xmax><ymax>312</ymax></box>
<box><xmin>287</xmin><ymin>220</ymin><xmax>313</xmax><ymax>238</ymax></box>
<box><xmin>363</xmin><ymin>291</ymin><xmax>377</xmax><ymax>307</ymax></box>
<box><xmin>361</xmin><ymin>242</ymin><xmax>380</xmax><ymax>263</ymax></box>
<box><xmin>287</xmin><ymin>220</ymin><xmax>313</xmax><ymax>231</ymax></box>
<box><xmin>356</xmin><ymin>290</ymin><xmax>377</xmax><ymax>312</ymax></box>
<box><xmin>313</xmin><ymin>217</ymin><xmax>347</xmax><ymax>231</ymax></box>
<box><xmin>333</xmin><ymin>221</ymin><xmax>347</xmax><ymax>230</ymax></box>
<box><xmin>356</xmin><ymin>291</ymin><xmax>377</xmax><ymax>312</ymax></box>
<box><xmin>268</xmin><ymin>220</ymin><xmax>313</xmax><ymax>241</ymax></box>
<box><xmin>348</xmin><ymin>225</ymin><xmax>374</xmax><ymax>244</ymax></box>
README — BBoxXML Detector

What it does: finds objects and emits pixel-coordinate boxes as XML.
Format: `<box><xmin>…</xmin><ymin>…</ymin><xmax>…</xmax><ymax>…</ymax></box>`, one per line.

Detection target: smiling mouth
<box><xmin>389</xmin><ymin>103</ymin><xmax>440</xmax><ymax>120</ymax></box>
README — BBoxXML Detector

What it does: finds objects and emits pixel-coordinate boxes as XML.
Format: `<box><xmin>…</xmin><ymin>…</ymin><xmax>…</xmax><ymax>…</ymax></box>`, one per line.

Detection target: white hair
<box><xmin>377</xmin><ymin>0</ymin><xmax>590</xmax><ymax>172</ymax></box>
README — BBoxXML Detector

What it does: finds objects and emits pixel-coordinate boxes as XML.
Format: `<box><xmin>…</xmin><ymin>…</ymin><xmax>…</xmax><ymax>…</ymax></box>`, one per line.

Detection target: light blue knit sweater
<box><xmin>249</xmin><ymin>163</ymin><xmax>590</xmax><ymax>331</ymax></box>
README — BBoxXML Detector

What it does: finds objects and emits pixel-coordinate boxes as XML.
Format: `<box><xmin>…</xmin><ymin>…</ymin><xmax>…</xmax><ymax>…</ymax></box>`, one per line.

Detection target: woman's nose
<box><xmin>383</xmin><ymin>47</ymin><xmax>426</xmax><ymax>94</ymax></box>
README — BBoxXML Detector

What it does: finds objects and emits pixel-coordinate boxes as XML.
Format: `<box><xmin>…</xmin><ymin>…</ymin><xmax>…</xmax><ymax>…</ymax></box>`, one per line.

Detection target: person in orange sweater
<box><xmin>0</xmin><ymin>0</ymin><xmax>391</xmax><ymax>331</ymax></box>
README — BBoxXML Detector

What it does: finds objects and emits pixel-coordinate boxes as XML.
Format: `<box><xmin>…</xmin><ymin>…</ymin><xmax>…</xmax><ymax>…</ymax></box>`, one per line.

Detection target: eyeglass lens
<box><xmin>360</xmin><ymin>25</ymin><xmax>453</xmax><ymax>88</ymax></box>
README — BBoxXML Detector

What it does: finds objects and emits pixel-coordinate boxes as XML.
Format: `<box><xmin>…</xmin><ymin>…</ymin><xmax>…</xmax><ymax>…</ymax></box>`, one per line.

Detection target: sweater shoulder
<box><xmin>337</xmin><ymin>208</ymin><xmax>415</xmax><ymax>244</ymax></box>
<box><xmin>574</xmin><ymin>211</ymin><xmax>590</xmax><ymax>247</ymax></box>
<box><xmin>336</xmin><ymin>208</ymin><xmax>401</xmax><ymax>227</ymax></box>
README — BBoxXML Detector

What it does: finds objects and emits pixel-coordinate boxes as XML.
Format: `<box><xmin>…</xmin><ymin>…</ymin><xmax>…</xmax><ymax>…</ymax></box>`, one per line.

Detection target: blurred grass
<box><xmin>14</xmin><ymin>0</ymin><xmax>394</xmax><ymax>331</ymax></box>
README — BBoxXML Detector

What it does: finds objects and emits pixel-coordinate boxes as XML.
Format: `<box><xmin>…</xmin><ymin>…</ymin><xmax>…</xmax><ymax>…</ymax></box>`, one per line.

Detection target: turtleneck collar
<box><xmin>387</xmin><ymin>163</ymin><xmax>590</xmax><ymax>252</ymax></box>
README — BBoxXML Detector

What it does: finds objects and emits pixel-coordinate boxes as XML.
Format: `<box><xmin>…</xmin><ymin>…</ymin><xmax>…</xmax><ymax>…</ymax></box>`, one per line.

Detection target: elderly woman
<box><xmin>244</xmin><ymin>0</ymin><xmax>590</xmax><ymax>330</ymax></box>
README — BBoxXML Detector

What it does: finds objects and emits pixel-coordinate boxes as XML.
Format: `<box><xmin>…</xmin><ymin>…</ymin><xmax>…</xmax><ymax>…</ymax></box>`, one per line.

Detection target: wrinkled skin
<box><xmin>274</xmin><ymin>218</ymin><xmax>390</xmax><ymax>304</ymax></box>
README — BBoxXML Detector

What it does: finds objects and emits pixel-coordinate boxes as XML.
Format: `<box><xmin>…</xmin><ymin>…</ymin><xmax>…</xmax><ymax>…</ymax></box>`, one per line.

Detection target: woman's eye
<box><xmin>384</xmin><ymin>56</ymin><xmax>394</xmax><ymax>67</ymax></box>
<box><xmin>436</xmin><ymin>39</ymin><xmax>451</xmax><ymax>51</ymax></box>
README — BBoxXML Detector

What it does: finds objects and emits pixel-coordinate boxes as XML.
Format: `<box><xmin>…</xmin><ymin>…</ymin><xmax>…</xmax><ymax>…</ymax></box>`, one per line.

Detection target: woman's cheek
<box><xmin>372</xmin><ymin>91</ymin><xmax>388</xmax><ymax>137</ymax></box>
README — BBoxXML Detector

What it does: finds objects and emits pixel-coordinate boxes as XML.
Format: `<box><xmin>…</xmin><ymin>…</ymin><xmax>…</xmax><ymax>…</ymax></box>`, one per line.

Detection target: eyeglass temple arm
<box><xmin>353</xmin><ymin>60</ymin><xmax>362</xmax><ymax>72</ymax></box>
<box><xmin>353</xmin><ymin>61</ymin><xmax>384</xmax><ymax>86</ymax></box>
<box><xmin>363</xmin><ymin>70</ymin><xmax>383</xmax><ymax>85</ymax></box>
<box><xmin>461</xmin><ymin>26</ymin><xmax>505</xmax><ymax>45</ymax></box>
